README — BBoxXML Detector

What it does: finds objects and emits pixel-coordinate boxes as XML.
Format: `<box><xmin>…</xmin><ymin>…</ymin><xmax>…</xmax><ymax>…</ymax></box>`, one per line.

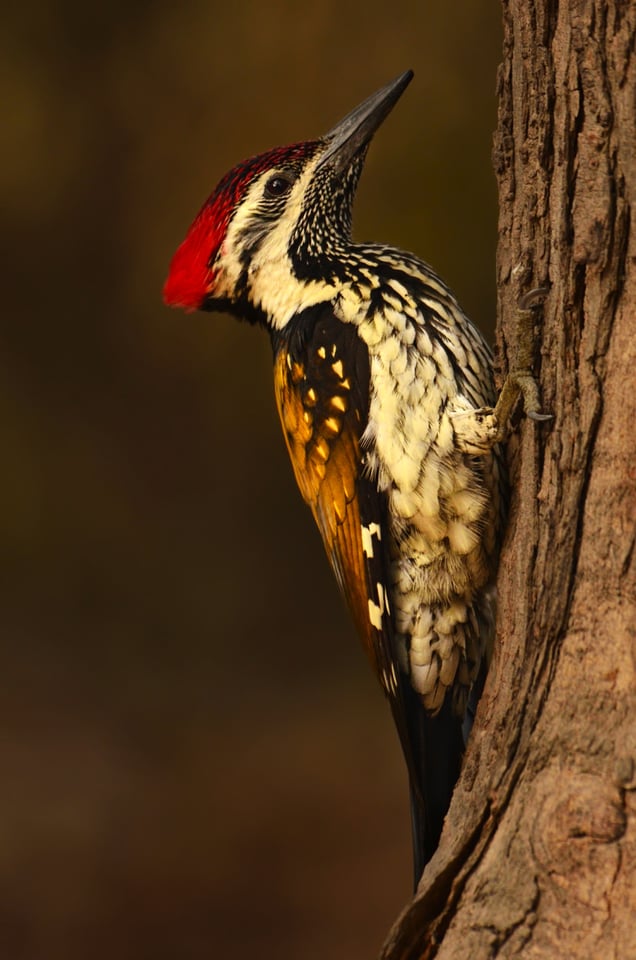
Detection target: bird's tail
<box><xmin>404</xmin><ymin>687</ymin><xmax>464</xmax><ymax>889</ymax></box>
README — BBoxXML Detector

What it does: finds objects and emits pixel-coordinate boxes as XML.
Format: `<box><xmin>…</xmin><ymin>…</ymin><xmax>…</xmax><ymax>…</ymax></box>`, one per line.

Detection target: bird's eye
<box><xmin>264</xmin><ymin>175</ymin><xmax>292</xmax><ymax>199</ymax></box>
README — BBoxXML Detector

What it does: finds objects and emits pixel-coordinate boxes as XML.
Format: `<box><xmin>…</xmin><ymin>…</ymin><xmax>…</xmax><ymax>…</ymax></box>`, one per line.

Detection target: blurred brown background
<box><xmin>2</xmin><ymin>2</ymin><xmax>501</xmax><ymax>958</ymax></box>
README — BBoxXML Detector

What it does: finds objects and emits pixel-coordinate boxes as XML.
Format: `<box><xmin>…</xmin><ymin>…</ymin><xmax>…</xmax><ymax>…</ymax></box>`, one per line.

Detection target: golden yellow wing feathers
<box><xmin>273</xmin><ymin>336</ymin><xmax>383</xmax><ymax>678</ymax></box>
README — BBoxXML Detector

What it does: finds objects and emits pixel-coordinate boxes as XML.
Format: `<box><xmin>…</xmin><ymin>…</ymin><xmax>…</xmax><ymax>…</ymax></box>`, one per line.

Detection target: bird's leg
<box><xmin>490</xmin><ymin>287</ymin><xmax>552</xmax><ymax>441</ymax></box>
<box><xmin>450</xmin><ymin>287</ymin><xmax>552</xmax><ymax>454</ymax></box>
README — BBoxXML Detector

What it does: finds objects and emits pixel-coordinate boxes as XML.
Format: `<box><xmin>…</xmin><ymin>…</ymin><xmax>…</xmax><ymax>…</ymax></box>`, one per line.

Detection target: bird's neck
<box><xmin>215</xmin><ymin>239</ymin><xmax>453</xmax><ymax>338</ymax></box>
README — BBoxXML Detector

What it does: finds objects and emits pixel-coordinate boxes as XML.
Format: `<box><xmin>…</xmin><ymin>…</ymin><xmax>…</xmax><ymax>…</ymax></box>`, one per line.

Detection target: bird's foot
<box><xmin>491</xmin><ymin>287</ymin><xmax>553</xmax><ymax>442</ymax></box>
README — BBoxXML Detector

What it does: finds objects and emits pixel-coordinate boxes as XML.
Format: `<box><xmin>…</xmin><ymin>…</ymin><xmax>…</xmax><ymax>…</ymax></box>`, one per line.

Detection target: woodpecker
<box><xmin>163</xmin><ymin>71</ymin><xmax>542</xmax><ymax>886</ymax></box>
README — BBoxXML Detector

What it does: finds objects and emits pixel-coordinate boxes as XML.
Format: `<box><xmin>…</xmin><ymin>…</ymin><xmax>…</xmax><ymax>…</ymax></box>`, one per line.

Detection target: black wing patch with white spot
<box><xmin>272</xmin><ymin>306</ymin><xmax>394</xmax><ymax>687</ymax></box>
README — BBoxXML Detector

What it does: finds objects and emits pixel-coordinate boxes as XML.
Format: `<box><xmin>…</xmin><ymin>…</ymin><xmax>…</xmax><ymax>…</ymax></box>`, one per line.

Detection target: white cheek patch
<box><xmin>219</xmin><ymin>164</ymin><xmax>345</xmax><ymax>328</ymax></box>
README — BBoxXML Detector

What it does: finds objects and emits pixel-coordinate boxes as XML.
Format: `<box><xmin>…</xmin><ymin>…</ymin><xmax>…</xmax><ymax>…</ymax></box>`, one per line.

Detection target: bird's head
<box><xmin>163</xmin><ymin>70</ymin><xmax>413</xmax><ymax>328</ymax></box>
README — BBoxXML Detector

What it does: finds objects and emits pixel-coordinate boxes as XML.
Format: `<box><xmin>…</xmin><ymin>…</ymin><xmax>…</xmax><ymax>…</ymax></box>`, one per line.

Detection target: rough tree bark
<box><xmin>381</xmin><ymin>2</ymin><xmax>635</xmax><ymax>958</ymax></box>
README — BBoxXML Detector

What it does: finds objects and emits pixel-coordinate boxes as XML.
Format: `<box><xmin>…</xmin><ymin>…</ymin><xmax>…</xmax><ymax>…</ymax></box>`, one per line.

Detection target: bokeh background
<box><xmin>2</xmin><ymin>3</ymin><xmax>501</xmax><ymax>958</ymax></box>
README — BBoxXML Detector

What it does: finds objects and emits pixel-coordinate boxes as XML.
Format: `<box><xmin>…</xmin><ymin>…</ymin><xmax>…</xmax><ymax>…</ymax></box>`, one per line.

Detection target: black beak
<box><xmin>317</xmin><ymin>70</ymin><xmax>414</xmax><ymax>176</ymax></box>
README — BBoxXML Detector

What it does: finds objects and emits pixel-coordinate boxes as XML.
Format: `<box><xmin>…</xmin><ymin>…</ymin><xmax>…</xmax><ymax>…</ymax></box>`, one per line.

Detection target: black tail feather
<box><xmin>405</xmin><ymin>690</ymin><xmax>464</xmax><ymax>889</ymax></box>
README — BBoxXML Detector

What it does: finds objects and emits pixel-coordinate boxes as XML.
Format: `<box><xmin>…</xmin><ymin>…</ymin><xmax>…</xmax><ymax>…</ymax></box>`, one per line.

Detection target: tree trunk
<box><xmin>381</xmin><ymin>2</ymin><xmax>636</xmax><ymax>957</ymax></box>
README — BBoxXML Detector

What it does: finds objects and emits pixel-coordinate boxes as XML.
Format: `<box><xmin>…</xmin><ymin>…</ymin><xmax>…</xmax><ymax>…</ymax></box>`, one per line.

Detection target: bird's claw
<box><xmin>493</xmin><ymin>286</ymin><xmax>552</xmax><ymax>440</ymax></box>
<box><xmin>518</xmin><ymin>286</ymin><xmax>550</xmax><ymax>312</ymax></box>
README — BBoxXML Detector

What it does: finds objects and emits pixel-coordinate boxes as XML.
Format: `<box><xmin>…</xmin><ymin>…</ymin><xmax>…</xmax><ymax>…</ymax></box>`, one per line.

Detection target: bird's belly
<box><xmin>357</xmin><ymin>307</ymin><xmax>500</xmax><ymax>711</ymax></box>
<box><xmin>386</xmin><ymin>462</ymin><xmax>496</xmax><ymax>714</ymax></box>
<box><xmin>390</xmin><ymin>536</ymin><xmax>493</xmax><ymax>713</ymax></box>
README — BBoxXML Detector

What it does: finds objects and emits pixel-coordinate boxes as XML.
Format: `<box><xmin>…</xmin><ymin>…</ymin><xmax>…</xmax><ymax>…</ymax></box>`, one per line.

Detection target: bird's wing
<box><xmin>272</xmin><ymin>308</ymin><xmax>396</xmax><ymax>692</ymax></box>
<box><xmin>273</xmin><ymin>306</ymin><xmax>463</xmax><ymax>884</ymax></box>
